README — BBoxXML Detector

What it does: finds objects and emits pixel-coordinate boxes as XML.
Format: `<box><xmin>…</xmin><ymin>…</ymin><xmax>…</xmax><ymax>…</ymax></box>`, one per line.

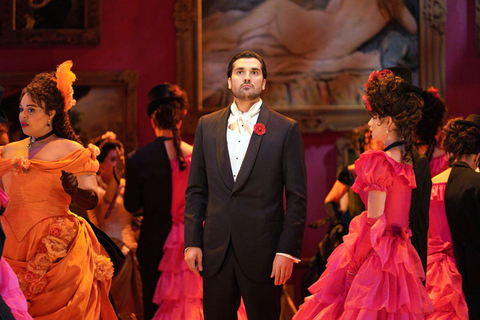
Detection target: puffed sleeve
<box><xmin>351</xmin><ymin>150</ymin><xmax>394</xmax><ymax>193</ymax></box>
<box><xmin>70</xmin><ymin>149</ymin><xmax>100</xmax><ymax>175</ymax></box>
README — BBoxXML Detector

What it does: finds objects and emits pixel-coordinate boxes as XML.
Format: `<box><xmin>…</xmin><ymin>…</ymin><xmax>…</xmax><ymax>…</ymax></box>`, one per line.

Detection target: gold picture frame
<box><xmin>0</xmin><ymin>0</ymin><xmax>100</xmax><ymax>45</ymax></box>
<box><xmin>0</xmin><ymin>71</ymin><xmax>138</xmax><ymax>153</ymax></box>
<box><xmin>175</xmin><ymin>0</ymin><xmax>447</xmax><ymax>134</ymax></box>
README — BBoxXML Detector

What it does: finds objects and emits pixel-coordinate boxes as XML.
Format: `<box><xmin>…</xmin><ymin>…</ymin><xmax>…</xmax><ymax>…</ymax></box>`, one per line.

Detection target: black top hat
<box><xmin>147</xmin><ymin>83</ymin><xmax>182</xmax><ymax>116</ymax></box>
<box><xmin>465</xmin><ymin>114</ymin><xmax>480</xmax><ymax>128</ymax></box>
<box><xmin>0</xmin><ymin>85</ymin><xmax>8</xmax><ymax>123</ymax></box>
<box><xmin>386</xmin><ymin>66</ymin><xmax>422</xmax><ymax>94</ymax></box>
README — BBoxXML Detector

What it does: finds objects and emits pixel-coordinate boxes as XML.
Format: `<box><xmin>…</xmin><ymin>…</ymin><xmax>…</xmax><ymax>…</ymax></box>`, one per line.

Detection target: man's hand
<box><xmin>184</xmin><ymin>247</ymin><xmax>203</xmax><ymax>276</ymax></box>
<box><xmin>270</xmin><ymin>255</ymin><xmax>294</xmax><ymax>285</ymax></box>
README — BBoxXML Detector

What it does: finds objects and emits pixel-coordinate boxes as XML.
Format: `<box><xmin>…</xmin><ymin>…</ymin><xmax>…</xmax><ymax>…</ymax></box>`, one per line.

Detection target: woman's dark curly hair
<box><xmin>93</xmin><ymin>135</ymin><xmax>124</xmax><ymax>164</ymax></box>
<box><xmin>441</xmin><ymin>117</ymin><xmax>480</xmax><ymax>166</ymax></box>
<box><xmin>415</xmin><ymin>87</ymin><xmax>448</xmax><ymax>161</ymax></box>
<box><xmin>151</xmin><ymin>84</ymin><xmax>188</xmax><ymax>171</ymax></box>
<box><xmin>363</xmin><ymin>70</ymin><xmax>423</xmax><ymax>163</ymax></box>
<box><xmin>20</xmin><ymin>72</ymin><xmax>81</xmax><ymax>143</ymax></box>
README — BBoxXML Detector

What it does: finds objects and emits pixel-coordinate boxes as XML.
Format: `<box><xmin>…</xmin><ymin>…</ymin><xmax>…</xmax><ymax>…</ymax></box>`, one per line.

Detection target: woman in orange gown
<box><xmin>0</xmin><ymin>61</ymin><xmax>117</xmax><ymax>319</ymax></box>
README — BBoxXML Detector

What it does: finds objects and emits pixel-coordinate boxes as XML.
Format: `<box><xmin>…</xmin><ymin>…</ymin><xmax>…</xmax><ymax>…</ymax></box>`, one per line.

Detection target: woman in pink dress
<box><xmin>294</xmin><ymin>68</ymin><xmax>433</xmax><ymax>319</ymax></box>
<box><xmin>425</xmin><ymin>118</ymin><xmax>473</xmax><ymax>320</ymax></box>
<box><xmin>149</xmin><ymin>84</ymin><xmax>246</xmax><ymax>320</ymax></box>
<box><xmin>416</xmin><ymin>87</ymin><xmax>449</xmax><ymax>177</ymax></box>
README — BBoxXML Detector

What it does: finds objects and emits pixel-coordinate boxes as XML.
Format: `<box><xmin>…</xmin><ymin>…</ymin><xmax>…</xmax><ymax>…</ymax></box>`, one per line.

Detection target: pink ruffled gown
<box><xmin>151</xmin><ymin>156</ymin><xmax>247</xmax><ymax>320</ymax></box>
<box><xmin>0</xmin><ymin>188</ymin><xmax>34</xmax><ymax>319</ymax></box>
<box><xmin>294</xmin><ymin>150</ymin><xmax>433</xmax><ymax>319</ymax></box>
<box><xmin>426</xmin><ymin>182</ymin><xmax>468</xmax><ymax>319</ymax></box>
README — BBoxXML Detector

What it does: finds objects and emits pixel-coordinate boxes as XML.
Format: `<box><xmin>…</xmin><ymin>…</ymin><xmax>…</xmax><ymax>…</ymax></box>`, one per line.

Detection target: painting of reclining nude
<box><xmin>202</xmin><ymin>0</ymin><xmax>420</xmax><ymax>110</ymax></box>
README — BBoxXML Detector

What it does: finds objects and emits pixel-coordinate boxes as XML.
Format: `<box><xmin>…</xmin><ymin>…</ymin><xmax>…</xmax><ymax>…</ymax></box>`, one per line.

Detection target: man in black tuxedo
<box><xmin>184</xmin><ymin>51</ymin><xmax>307</xmax><ymax>320</ymax></box>
<box><xmin>445</xmin><ymin>114</ymin><xmax>480</xmax><ymax>319</ymax></box>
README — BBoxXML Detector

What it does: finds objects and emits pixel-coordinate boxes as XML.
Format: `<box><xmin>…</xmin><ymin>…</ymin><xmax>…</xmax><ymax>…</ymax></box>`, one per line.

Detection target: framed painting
<box><xmin>477</xmin><ymin>0</ymin><xmax>480</xmax><ymax>55</ymax></box>
<box><xmin>175</xmin><ymin>0</ymin><xmax>447</xmax><ymax>133</ymax></box>
<box><xmin>0</xmin><ymin>71</ymin><xmax>138</xmax><ymax>153</ymax></box>
<box><xmin>0</xmin><ymin>0</ymin><xmax>100</xmax><ymax>45</ymax></box>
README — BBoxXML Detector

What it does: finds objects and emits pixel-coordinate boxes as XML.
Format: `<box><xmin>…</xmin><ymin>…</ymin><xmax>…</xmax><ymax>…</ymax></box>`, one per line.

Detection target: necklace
<box><xmin>383</xmin><ymin>140</ymin><xmax>405</xmax><ymax>152</ymax></box>
<box><xmin>28</xmin><ymin>131</ymin><xmax>54</xmax><ymax>149</ymax></box>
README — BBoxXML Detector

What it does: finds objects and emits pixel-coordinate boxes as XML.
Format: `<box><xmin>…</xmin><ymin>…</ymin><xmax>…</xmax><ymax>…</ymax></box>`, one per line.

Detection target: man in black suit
<box><xmin>445</xmin><ymin>114</ymin><xmax>480</xmax><ymax>319</ymax></box>
<box><xmin>184</xmin><ymin>50</ymin><xmax>307</xmax><ymax>320</ymax></box>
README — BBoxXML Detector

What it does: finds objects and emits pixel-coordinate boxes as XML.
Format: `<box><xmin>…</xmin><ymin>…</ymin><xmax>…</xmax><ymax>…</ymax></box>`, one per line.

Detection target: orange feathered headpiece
<box><xmin>56</xmin><ymin>60</ymin><xmax>77</xmax><ymax>112</ymax></box>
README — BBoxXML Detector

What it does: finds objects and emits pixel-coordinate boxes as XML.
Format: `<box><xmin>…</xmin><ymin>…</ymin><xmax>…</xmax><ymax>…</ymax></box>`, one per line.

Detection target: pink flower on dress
<box><xmin>42</xmin><ymin>237</ymin><xmax>68</xmax><ymax>260</ymax></box>
<box><xmin>12</xmin><ymin>157</ymin><xmax>31</xmax><ymax>175</ymax></box>
<box><xmin>94</xmin><ymin>255</ymin><xmax>114</xmax><ymax>282</ymax></box>
<box><xmin>253</xmin><ymin>123</ymin><xmax>266</xmax><ymax>136</ymax></box>
<box><xmin>24</xmin><ymin>271</ymin><xmax>40</xmax><ymax>283</ymax></box>
<box><xmin>33</xmin><ymin>253</ymin><xmax>54</xmax><ymax>271</ymax></box>
<box><xmin>17</xmin><ymin>217</ymin><xmax>79</xmax><ymax>300</ymax></box>
<box><xmin>23</xmin><ymin>289</ymin><xmax>34</xmax><ymax>301</ymax></box>
<box><xmin>37</xmin><ymin>243</ymin><xmax>48</xmax><ymax>254</ymax></box>
<box><xmin>16</xmin><ymin>271</ymin><xmax>28</xmax><ymax>292</ymax></box>
<box><xmin>50</xmin><ymin>225</ymin><xmax>62</xmax><ymax>237</ymax></box>
<box><xmin>30</xmin><ymin>277</ymin><xmax>48</xmax><ymax>294</ymax></box>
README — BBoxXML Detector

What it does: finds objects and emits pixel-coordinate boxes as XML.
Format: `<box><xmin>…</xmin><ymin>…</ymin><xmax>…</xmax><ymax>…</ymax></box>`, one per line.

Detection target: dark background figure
<box><xmin>124</xmin><ymin>84</ymin><xmax>189</xmax><ymax>319</ymax></box>
<box><xmin>444</xmin><ymin>115</ymin><xmax>480</xmax><ymax>320</ymax></box>
<box><xmin>416</xmin><ymin>87</ymin><xmax>449</xmax><ymax>177</ymax></box>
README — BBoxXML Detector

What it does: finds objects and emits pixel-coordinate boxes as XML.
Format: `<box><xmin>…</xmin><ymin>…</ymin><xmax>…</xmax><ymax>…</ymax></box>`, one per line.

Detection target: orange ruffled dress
<box><xmin>426</xmin><ymin>182</ymin><xmax>468</xmax><ymax>319</ymax></box>
<box><xmin>294</xmin><ymin>150</ymin><xmax>433</xmax><ymax>319</ymax></box>
<box><xmin>0</xmin><ymin>149</ymin><xmax>117</xmax><ymax>320</ymax></box>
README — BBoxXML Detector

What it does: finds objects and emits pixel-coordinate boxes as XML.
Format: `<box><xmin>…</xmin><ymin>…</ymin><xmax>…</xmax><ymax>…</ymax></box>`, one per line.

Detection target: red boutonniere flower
<box><xmin>254</xmin><ymin>123</ymin><xmax>266</xmax><ymax>136</ymax></box>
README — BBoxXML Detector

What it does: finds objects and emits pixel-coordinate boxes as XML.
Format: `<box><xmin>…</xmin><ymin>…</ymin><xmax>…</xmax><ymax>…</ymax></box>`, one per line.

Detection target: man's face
<box><xmin>227</xmin><ymin>58</ymin><xmax>266</xmax><ymax>101</ymax></box>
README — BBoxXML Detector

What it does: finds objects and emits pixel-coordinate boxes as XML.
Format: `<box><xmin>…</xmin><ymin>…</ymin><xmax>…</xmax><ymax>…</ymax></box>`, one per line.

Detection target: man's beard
<box><xmin>232</xmin><ymin>85</ymin><xmax>262</xmax><ymax>101</ymax></box>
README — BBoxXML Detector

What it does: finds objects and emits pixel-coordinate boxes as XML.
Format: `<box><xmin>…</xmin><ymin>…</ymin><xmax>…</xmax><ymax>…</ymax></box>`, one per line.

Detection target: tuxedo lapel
<box><xmin>232</xmin><ymin>104</ymin><xmax>270</xmax><ymax>194</ymax></box>
<box><xmin>216</xmin><ymin>107</ymin><xmax>235</xmax><ymax>191</ymax></box>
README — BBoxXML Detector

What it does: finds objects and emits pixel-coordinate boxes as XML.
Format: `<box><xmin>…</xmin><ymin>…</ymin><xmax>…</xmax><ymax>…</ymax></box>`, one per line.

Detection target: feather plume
<box><xmin>56</xmin><ymin>60</ymin><xmax>77</xmax><ymax>112</ymax></box>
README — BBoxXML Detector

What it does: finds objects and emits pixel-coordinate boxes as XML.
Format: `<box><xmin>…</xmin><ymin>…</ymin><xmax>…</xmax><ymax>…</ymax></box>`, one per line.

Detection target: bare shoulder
<box><xmin>56</xmin><ymin>139</ymin><xmax>84</xmax><ymax>151</ymax></box>
<box><xmin>1</xmin><ymin>139</ymin><xmax>29</xmax><ymax>159</ymax></box>
<box><xmin>432</xmin><ymin>167</ymin><xmax>451</xmax><ymax>184</ymax></box>
<box><xmin>50</xmin><ymin>138</ymin><xmax>84</xmax><ymax>157</ymax></box>
<box><xmin>181</xmin><ymin>141</ymin><xmax>193</xmax><ymax>157</ymax></box>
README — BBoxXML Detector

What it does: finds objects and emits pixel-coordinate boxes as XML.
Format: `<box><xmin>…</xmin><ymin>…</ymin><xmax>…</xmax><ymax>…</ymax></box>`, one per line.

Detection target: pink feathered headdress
<box><xmin>56</xmin><ymin>60</ymin><xmax>77</xmax><ymax>112</ymax></box>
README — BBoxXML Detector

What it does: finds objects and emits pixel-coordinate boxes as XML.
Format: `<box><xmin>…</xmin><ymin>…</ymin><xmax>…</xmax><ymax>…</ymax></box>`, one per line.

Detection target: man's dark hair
<box><xmin>227</xmin><ymin>50</ymin><xmax>267</xmax><ymax>79</ymax></box>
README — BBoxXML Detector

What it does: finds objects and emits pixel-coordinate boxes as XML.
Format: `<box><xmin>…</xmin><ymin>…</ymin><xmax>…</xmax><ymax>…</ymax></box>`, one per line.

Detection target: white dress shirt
<box><xmin>226</xmin><ymin>100</ymin><xmax>300</xmax><ymax>263</ymax></box>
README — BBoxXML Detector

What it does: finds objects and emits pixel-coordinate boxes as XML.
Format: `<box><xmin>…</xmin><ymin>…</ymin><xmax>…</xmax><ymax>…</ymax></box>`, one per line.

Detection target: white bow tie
<box><xmin>228</xmin><ymin>102</ymin><xmax>261</xmax><ymax>135</ymax></box>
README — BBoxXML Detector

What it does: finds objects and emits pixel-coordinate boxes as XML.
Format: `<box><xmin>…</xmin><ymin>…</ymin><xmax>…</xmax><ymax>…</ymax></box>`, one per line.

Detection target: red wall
<box><xmin>445</xmin><ymin>0</ymin><xmax>480</xmax><ymax>117</ymax></box>
<box><xmin>0</xmin><ymin>0</ymin><xmax>177</xmax><ymax>147</ymax></box>
<box><xmin>0</xmin><ymin>0</ymin><xmax>479</xmax><ymax>258</ymax></box>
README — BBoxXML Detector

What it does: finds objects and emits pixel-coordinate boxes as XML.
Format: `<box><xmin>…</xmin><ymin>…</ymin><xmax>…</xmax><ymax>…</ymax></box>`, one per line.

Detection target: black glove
<box><xmin>337</xmin><ymin>166</ymin><xmax>355</xmax><ymax>187</ymax></box>
<box><xmin>325</xmin><ymin>201</ymin><xmax>341</xmax><ymax>221</ymax></box>
<box><xmin>60</xmin><ymin>170</ymin><xmax>98</xmax><ymax>210</ymax></box>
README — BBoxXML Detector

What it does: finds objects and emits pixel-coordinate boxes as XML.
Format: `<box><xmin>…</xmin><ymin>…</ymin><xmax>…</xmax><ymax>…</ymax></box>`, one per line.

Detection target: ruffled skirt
<box><xmin>152</xmin><ymin>222</ymin><xmax>203</xmax><ymax>320</ymax></box>
<box><xmin>294</xmin><ymin>213</ymin><xmax>434</xmax><ymax>320</ymax></box>
<box><xmin>2</xmin><ymin>214</ymin><xmax>117</xmax><ymax>320</ymax></box>
<box><xmin>425</xmin><ymin>238</ymin><xmax>468</xmax><ymax>320</ymax></box>
<box><xmin>0</xmin><ymin>257</ymin><xmax>32</xmax><ymax>319</ymax></box>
